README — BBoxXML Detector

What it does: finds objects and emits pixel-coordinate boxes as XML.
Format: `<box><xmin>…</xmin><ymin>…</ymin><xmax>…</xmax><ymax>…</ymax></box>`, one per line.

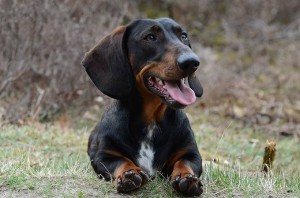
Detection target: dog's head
<box><xmin>82</xmin><ymin>18</ymin><xmax>203</xmax><ymax>108</ymax></box>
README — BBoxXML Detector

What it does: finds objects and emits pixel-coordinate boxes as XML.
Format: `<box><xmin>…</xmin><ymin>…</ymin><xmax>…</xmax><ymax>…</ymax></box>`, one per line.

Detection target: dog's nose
<box><xmin>177</xmin><ymin>53</ymin><xmax>200</xmax><ymax>74</ymax></box>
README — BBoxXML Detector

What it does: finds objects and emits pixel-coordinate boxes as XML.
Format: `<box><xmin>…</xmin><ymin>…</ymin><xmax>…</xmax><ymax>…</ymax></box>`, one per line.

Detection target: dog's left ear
<box><xmin>188</xmin><ymin>75</ymin><xmax>203</xmax><ymax>97</ymax></box>
<box><xmin>82</xmin><ymin>26</ymin><xmax>134</xmax><ymax>100</ymax></box>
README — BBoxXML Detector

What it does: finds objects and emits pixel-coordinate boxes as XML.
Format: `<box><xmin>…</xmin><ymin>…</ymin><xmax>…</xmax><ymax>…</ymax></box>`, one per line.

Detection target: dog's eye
<box><xmin>144</xmin><ymin>34</ymin><xmax>157</xmax><ymax>41</ymax></box>
<box><xmin>181</xmin><ymin>33</ymin><xmax>188</xmax><ymax>40</ymax></box>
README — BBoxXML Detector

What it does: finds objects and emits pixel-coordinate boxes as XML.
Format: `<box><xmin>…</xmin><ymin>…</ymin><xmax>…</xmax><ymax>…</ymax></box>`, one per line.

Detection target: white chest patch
<box><xmin>137</xmin><ymin>124</ymin><xmax>157</xmax><ymax>176</ymax></box>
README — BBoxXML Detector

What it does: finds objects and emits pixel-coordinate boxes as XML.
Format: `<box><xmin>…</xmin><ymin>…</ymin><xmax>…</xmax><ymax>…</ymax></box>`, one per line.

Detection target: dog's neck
<box><xmin>141</xmin><ymin>93</ymin><xmax>167</xmax><ymax>124</ymax></box>
<box><xmin>129</xmin><ymin>84</ymin><xmax>166</xmax><ymax>125</ymax></box>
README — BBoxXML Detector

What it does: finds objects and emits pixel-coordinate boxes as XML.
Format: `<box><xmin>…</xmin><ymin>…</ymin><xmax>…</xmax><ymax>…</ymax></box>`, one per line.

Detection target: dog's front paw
<box><xmin>170</xmin><ymin>173</ymin><xmax>203</xmax><ymax>196</ymax></box>
<box><xmin>116</xmin><ymin>170</ymin><xmax>149</xmax><ymax>193</ymax></box>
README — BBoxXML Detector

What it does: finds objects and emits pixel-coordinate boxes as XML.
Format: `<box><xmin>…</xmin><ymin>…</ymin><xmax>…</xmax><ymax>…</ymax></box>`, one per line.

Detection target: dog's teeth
<box><xmin>158</xmin><ymin>80</ymin><xmax>163</xmax><ymax>85</ymax></box>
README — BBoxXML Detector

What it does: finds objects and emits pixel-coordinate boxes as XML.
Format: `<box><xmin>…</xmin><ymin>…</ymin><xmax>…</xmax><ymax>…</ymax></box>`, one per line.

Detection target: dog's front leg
<box><xmin>90</xmin><ymin>150</ymin><xmax>149</xmax><ymax>193</ymax></box>
<box><xmin>114</xmin><ymin>158</ymin><xmax>149</xmax><ymax>193</ymax></box>
<box><xmin>170</xmin><ymin>158</ymin><xmax>203</xmax><ymax>196</ymax></box>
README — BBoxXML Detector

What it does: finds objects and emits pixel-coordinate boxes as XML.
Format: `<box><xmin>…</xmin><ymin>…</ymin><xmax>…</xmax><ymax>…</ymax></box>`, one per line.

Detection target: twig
<box><xmin>262</xmin><ymin>140</ymin><xmax>276</xmax><ymax>173</ymax></box>
<box><xmin>0</xmin><ymin>69</ymin><xmax>26</xmax><ymax>94</ymax></box>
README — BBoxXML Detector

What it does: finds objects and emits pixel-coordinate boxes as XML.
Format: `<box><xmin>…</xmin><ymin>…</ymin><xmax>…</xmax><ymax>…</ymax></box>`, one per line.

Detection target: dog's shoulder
<box><xmin>102</xmin><ymin>101</ymin><xmax>130</xmax><ymax>121</ymax></box>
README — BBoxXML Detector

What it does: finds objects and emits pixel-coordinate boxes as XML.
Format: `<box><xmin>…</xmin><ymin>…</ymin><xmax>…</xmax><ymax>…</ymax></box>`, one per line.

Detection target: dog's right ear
<box><xmin>82</xmin><ymin>26</ymin><xmax>134</xmax><ymax>100</ymax></box>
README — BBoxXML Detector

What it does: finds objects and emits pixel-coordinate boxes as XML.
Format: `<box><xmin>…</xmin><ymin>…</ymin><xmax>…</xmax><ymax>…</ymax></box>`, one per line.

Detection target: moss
<box><xmin>227</xmin><ymin>53</ymin><xmax>238</xmax><ymax>61</ymax></box>
<box><xmin>241</xmin><ymin>53</ymin><xmax>253</xmax><ymax>66</ymax></box>
<box><xmin>207</xmin><ymin>21</ymin><xmax>222</xmax><ymax>31</ymax></box>
<box><xmin>212</xmin><ymin>35</ymin><xmax>226</xmax><ymax>46</ymax></box>
<box><xmin>138</xmin><ymin>1</ymin><xmax>170</xmax><ymax>19</ymax></box>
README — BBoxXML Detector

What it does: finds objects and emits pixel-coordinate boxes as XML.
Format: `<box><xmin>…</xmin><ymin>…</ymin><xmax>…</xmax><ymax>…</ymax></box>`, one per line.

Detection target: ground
<box><xmin>1</xmin><ymin>108</ymin><xmax>299</xmax><ymax>198</ymax></box>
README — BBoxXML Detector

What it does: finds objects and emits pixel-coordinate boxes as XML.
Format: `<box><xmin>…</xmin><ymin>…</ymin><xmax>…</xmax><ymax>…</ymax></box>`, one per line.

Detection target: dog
<box><xmin>82</xmin><ymin>18</ymin><xmax>203</xmax><ymax>196</ymax></box>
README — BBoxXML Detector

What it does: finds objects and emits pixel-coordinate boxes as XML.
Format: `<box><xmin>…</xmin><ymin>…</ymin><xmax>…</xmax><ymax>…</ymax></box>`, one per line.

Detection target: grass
<box><xmin>0</xmin><ymin>110</ymin><xmax>300</xmax><ymax>197</ymax></box>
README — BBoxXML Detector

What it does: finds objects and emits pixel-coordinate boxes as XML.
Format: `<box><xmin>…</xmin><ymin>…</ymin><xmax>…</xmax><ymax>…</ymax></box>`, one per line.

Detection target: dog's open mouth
<box><xmin>145</xmin><ymin>76</ymin><xmax>196</xmax><ymax>107</ymax></box>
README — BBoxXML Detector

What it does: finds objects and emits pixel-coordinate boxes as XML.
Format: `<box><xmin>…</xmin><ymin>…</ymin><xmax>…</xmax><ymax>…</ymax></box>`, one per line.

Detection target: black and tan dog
<box><xmin>82</xmin><ymin>18</ymin><xmax>203</xmax><ymax>196</ymax></box>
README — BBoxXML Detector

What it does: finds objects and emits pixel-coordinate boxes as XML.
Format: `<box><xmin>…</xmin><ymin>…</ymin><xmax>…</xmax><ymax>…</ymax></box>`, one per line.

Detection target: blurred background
<box><xmin>0</xmin><ymin>0</ymin><xmax>299</xmax><ymax>137</ymax></box>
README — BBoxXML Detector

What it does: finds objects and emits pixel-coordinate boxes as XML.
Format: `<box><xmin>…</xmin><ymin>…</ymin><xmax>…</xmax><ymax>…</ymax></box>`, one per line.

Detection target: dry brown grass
<box><xmin>0</xmin><ymin>0</ymin><xmax>299</xmax><ymax>133</ymax></box>
<box><xmin>0</xmin><ymin>0</ymin><xmax>131</xmax><ymax>122</ymax></box>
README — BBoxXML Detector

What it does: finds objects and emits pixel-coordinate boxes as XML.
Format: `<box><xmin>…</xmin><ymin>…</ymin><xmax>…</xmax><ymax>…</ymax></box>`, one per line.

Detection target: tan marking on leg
<box><xmin>171</xmin><ymin>160</ymin><xmax>194</xmax><ymax>180</ymax></box>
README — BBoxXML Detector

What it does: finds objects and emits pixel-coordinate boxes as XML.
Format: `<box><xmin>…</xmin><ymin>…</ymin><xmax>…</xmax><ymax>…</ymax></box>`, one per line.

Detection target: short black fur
<box><xmin>83</xmin><ymin>18</ymin><xmax>204</xmax><ymax>196</ymax></box>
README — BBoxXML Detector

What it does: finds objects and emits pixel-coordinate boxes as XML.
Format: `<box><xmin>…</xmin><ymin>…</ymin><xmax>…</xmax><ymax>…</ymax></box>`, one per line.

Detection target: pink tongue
<box><xmin>163</xmin><ymin>80</ymin><xmax>196</xmax><ymax>106</ymax></box>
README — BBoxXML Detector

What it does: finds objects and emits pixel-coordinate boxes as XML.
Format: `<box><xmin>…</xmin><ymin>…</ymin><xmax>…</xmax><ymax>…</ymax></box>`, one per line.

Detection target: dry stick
<box><xmin>31</xmin><ymin>86</ymin><xmax>46</xmax><ymax>121</ymax></box>
<box><xmin>262</xmin><ymin>140</ymin><xmax>276</xmax><ymax>173</ymax></box>
<box><xmin>0</xmin><ymin>69</ymin><xmax>26</xmax><ymax>94</ymax></box>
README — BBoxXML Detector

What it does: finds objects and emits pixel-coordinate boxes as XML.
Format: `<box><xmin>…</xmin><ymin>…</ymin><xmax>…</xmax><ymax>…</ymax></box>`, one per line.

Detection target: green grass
<box><xmin>0</xmin><ymin>112</ymin><xmax>299</xmax><ymax>197</ymax></box>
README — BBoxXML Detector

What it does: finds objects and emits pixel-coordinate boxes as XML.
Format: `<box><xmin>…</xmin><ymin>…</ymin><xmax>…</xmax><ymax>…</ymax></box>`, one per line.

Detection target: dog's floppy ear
<box><xmin>82</xmin><ymin>26</ymin><xmax>134</xmax><ymax>100</ymax></box>
<box><xmin>188</xmin><ymin>75</ymin><xmax>203</xmax><ymax>97</ymax></box>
